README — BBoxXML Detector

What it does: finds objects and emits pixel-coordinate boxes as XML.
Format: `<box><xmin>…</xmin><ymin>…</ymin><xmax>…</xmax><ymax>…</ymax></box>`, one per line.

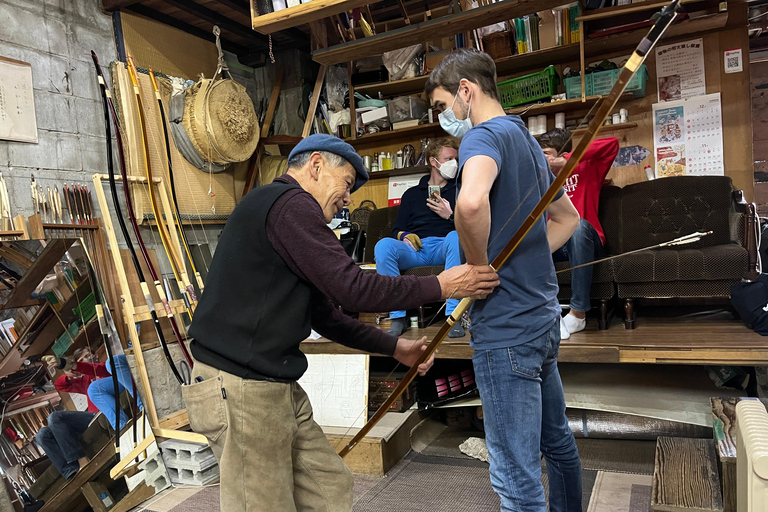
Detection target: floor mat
<box><xmin>587</xmin><ymin>472</ymin><xmax>653</xmax><ymax>512</ymax></box>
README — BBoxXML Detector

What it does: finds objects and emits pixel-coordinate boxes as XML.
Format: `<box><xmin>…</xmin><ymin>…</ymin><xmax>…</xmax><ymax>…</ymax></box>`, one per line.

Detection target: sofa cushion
<box><xmin>620</xmin><ymin>176</ymin><xmax>735</xmax><ymax>252</ymax></box>
<box><xmin>613</xmin><ymin>245</ymin><xmax>747</xmax><ymax>283</ymax></box>
<box><xmin>597</xmin><ymin>185</ymin><xmax>622</xmax><ymax>256</ymax></box>
<box><xmin>403</xmin><ymin>266</ymin><xmax>444</xmax><ymax>277</ymax></box>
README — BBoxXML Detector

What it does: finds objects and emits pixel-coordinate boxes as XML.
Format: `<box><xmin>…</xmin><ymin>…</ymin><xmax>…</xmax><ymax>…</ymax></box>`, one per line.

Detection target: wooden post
<box><xmin>348</xmin><ymin>61</ymin><xmax>357</xmax><ymax>141</ymax></box>
<box><xmin>579</xmin><ymin>20</ymin><xmax>586</xmax><ymax>102</ymax></box>
<box><xmin>260</xmin><ymin>67</ymin><xmax>285</xmax><ymax>138</ymax></box>
<box><xmin>303</xmin><ymin>64</ymin><xmax>328</xmax><ymax>138</ymax></box>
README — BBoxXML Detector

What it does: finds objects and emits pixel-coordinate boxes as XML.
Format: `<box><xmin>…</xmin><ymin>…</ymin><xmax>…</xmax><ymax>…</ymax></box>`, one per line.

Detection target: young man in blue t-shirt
<box><xmin>426</xmin><ymin>48</ymin><xmax>582</xmax><ymax>512</ymax></box>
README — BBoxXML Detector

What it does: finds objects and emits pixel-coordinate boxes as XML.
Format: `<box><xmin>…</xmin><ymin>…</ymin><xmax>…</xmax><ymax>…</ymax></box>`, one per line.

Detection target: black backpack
<box><xmin>731</xmin><ymin>275</ymin><xmax>768</xmax><ymax>335</ymax></box>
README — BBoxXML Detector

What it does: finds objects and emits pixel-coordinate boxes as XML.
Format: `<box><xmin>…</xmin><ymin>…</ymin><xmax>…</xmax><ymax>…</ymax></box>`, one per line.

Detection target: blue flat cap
<box><xmin>288</xmin><ymin>134</ymin><xmax>369</xmax><ymax>193</ymax></box>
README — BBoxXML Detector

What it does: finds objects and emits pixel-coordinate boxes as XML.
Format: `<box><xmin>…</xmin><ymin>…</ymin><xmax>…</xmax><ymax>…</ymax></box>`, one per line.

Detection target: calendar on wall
<box><xmin>0</xmin><ymin>56</ymin><xmax>37</xmax><ymax>143</ymax></box>
<box><xmin>652</xmin><ymin>93</ymin><xmax>724</xmax><ymax>178</ymax></box>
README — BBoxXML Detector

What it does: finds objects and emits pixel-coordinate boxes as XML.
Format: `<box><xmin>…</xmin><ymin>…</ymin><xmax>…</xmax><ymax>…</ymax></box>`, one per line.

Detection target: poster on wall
<box><xmin>0</xmin><ymin>56</ymin><xmax>37</xmax><ymax>143</ymax></box>
<box><xmin>652</xmin><ymin>93</ymin><xmax>724</xmax><ymax>178</ymax></box>
<box><xmin>388</xmin><ymin>173</ymin><xmax>425</xmax><ymax>207</ymax></box>
<box><xmin>655</xmin><ymin>38</ymin><xmax>706</xmax><ymax>102</ymax></box>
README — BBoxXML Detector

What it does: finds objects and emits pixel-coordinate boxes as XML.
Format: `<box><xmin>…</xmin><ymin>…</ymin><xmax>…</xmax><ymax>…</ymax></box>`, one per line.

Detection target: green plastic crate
<box><xmin>497</xmin><ymin>66</ymin><xmax>559</xmax><ymax>108</ymax></box>
<box><xmin>72</xmin><ymin>293</ymin><xmax>96</xmax><ymax>323</ymax></box>
<box><xmin>564</xmin><ymin>75</ymin><xmax>592</xmax><ymax>99</ymax></box>
<box><xmin>590</xmin><ymin>65</ymin><xmax>648</xmax><ymax>98</ymax></box>
<box><xmin>52</xmin><ymin>322</ymin><xmax>79</xmax><ymax>358</ymax></box>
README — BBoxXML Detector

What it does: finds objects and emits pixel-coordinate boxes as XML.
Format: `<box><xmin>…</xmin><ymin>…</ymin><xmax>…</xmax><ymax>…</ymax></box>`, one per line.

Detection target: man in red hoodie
<box><xmin>539</xmin><ymin>129</ymin><xmax>619</xmax><ymax>338</ymax></box>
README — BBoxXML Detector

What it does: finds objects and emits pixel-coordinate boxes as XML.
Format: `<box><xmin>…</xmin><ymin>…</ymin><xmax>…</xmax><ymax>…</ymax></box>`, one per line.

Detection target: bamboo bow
<box><xmin>339</xmin><ymin>0</ymin><xmax>684</xmax><ymax>458</ymax></box>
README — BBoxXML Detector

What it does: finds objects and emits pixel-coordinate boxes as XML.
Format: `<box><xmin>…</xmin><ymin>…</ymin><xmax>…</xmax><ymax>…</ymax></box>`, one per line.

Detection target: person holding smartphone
<box><xmin>374</xmin><ymin>137</ymin><xmax>466</xmax><ymax>338</ymax></box>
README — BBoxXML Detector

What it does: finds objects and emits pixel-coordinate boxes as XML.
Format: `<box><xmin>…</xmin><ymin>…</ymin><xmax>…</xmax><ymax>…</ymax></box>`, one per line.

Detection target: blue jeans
<box><xmin>374</xmin><ymin>231</ymin><xmax>461</xmax><ymax>318</ymax></box>
<box><xmin>552</xmin><ymin>219</ymin><xmax>604</xmax><ymax>313</ymax></box>
<box><xmin>35</xmin><ymin>410</ymin><xmax>95</xmax><ymax>478</ymax></box>
<box><xmin>88</xmin><ymin>354</ymin><xmax>143</xmax><ymax>430</ymax></box>
<box><xmin>473</xmin><ymin>319</ymin><xmax>582</xmax><ymax>512</ymax></box>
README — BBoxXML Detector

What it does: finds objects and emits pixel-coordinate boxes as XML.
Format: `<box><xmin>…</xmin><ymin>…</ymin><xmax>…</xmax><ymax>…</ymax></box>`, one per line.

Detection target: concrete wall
<box><xmin>0</xmin><ymin>0</ymin><xmax>117</xmax><ymax>220</ymax></box>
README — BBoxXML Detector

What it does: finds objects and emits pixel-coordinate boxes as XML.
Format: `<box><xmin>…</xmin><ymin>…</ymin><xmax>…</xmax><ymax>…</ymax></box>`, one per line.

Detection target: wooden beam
<box><xmin>214</xmin><ymin>0</ymin><xmax>250</xmax><ymax>17</ymax></box>
<box><xmin>102</xmin><ymin>0</ymin><xmax>142</xmax><ymax>11</ymax></box>
<box><xmin>312</xmin><ymin>0</ymin><xmax>566</xmax><ymax>66</ymax></box>
<box><xmin>260</xmin><ymin>67</ymin><xmax>285</xmax><ymax>138</ymax></box>
<box><xmin>161</xmin><ymin>0</ymin><xmax>266</xmax><ymax>40</ymax></box>
<box><xmin>303</xmin><ymin>64</ymin><xmax>327</xmax><ymax>138</ymax></box>
<box><xmin>251</xmin><ymin>0</ymin><xmax>372</xmax><ymax>34</ymax></box>
<box><xmin>127</xmin><ymin>4</ymin><xmax>265</xmax><ymax>55</ymax></box>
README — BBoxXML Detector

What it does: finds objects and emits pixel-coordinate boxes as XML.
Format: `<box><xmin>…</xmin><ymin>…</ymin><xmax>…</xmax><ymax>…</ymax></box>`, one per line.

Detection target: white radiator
<box><xmin>736</xmin><ymin>400</ymin><xmax>768</xmax><ymax>512</ymax></box>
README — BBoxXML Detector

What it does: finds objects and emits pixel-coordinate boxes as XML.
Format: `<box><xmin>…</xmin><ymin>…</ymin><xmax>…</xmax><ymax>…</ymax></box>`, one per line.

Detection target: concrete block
<box><xmin>68</xmin><ymin>0</ymin><xmax>113</xmax><ymax>32</ymax></box>
<box><xmin>56</xmin><ymin>132</ymin><xmax>82</xmax><ymax>171</ymax></box>
<box><xmin>0</xmin><ymin>3</ymin><xmax>48</xmax><ymax>53</ymax></box>
<box><xmin>67</xmin><ymin>24</ymin><xmax>114</xmax><ymax>65</ymax></box>
<box><xmin>48</xmin><ymin>55</ymin><xmax>72</xmax><ymax>95</ymax></box>
<box><xmin>33</xmin><ymin>91</ymin><xmax>75</xmax><ymax>132</ymax></box>
<box><xmin>138</xmin><ymin>451</ymin><xmax>171</xmax><ymax>492</ymax></box>
<box><xmin>8</xmin><ymin>135</ymin><xmax>56</xmax><ymax>169</ymax></box>
<box><xmin>159</xmin><ymin>439</ymin><xmax>213</xmax><ymax>466</ymax></box>
<box><xmin>126</xmin><ymin>345</ymin><xmax>185</xmax><ymax>420</ymax></box>
<box><xmin>75</xmin><ymin>97</ymin><xmax>104</xmax><ymax>137</ymax></box>
<box><xmin>80</xmin><ymin>135</ymin><xmax>108</xmax><ymax>173</ymax></box>
<box><xmin>43</xmin><ymin>0</ymin><xmax>66</xmax><ymax>20</ymax></box>
<box><xmin>166</xmin><ymin>464</ymin><xmax>220</xmax><ymax>486</ymax></box>
<box><xmin>46</xmin><ymin>17</ymin><xmax>69</xmax><ymax>57</ymax></box>
<box><xmin>2</xmin><ymin>0</ymin><xmax>44</xmax><ymax>16</ymax></box>
<box><xmin>69</xmin><ymin>62</ymin><xmax>100</xmax><ymax>101</ymax></box>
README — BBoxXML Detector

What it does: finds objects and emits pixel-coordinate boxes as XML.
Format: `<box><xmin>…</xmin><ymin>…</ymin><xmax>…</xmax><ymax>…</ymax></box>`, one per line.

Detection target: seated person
<box><xmin>375</xmin><ymin>137</ymin><xmax>464</xmax><ymax>338</ymax></box>
<box><xmin>46</xmin><ymin>348</ymin><xmax>142</xmax><ymax>430</ymax></box>
<box><xmin>538</xmin><ymin>129</ymin><xmax>619</xmax><ymax>338</ymax></box>
<box><xmin>36</xmin><ymin>348</ymin><xmax>102</xmax><ymax>480</ymax></box>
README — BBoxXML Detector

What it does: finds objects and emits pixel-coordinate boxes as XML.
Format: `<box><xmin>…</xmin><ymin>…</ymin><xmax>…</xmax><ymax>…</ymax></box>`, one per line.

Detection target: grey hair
<box><xmin>287</xmin><ymin>150</ymin><xmax>349</xmax><ymax>170</ymax></box>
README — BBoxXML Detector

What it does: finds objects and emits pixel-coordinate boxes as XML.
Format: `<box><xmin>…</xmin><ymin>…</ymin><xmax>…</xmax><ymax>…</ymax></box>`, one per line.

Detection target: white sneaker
<box><xmin>560</xmin><ymin>317</ymin><xmax>570</xmax><ymax>340</ymax></box>
<box><xmin>563</xmin><ymin>313</ymin><xmax>587</xmax><ymax>334</ymax></box>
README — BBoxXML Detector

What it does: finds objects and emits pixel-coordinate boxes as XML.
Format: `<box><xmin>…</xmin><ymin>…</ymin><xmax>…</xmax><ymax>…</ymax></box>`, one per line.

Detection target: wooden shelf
<box><xmin>5</xmin><ymin>390</ymin><xmax>60</xmax><ymax>414</ymax></box>
<box><xmin>0</xmin><ymin>231</ymin><xmax>24</xmax><ymax>238</ymax></box>
<box><xmin>41</xmin><ymin>223</ymin><xmax>99</xmax><ymax>231</ymax></box>
<box><xmin>505</xmin><ymin>94</ymin><xmax>633</xmax><ymax>117</ymax></box>
<box><xmin>312</xmin><ymin>0</ymin><xmax>565</xmax><ymax>66</ymax></box>
<box><xmin>346</xmin><ymin>10</ymin><xmax>727</xmax><ymax>100</ymax></box>
<box><xmin>349</xmin><ymin>123</ymin><xmax>445</xmax><ymax>147</ymax></box>
<box><xmin>356</xmin><ymin>76</ymin><xmax>430</xmax><ymax>98</ymax></box>
<box><xmin>367</xmin><ymin>166</ymin><xmax>431</xmax><ymax>181</ymax></box>
<box><xmin>1</xmin><ymin>239</ymin><xmax>75</xmax><ymax>310</ymax></box>
<box><xmin>576</xmin><ymin>0</ymin><xmax>709</xmax><ymax>22</ymax></box>
<box><xmin>250</xmin><ymin>0</ymin><xmax>372</xmax><ymax>34</ymax></box>
<box><xmin>261</xmin><ymin>135</ymin><xmax>302</xmax><ymax>147</ymax></box>
<box><xmin>573</xmin><ymin>121</ymin><xmax>638</xmax><ymax>136</ymax></box>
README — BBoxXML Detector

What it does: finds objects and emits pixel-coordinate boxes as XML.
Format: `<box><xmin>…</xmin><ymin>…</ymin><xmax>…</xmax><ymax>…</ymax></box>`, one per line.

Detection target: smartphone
<box><xmin>428</xmin><ymin>185</ymin><xmax>441</xmax><ymax>200</ymax></box>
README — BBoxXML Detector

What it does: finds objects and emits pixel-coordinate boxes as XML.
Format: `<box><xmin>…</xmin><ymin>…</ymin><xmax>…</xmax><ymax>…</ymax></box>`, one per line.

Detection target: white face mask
<box><xmin>438</xmin><ymin>86</ymin><xmax>473</xmax><ymax>139</ymax></box>
<box><xmin>433</xmin><ymin>158</ymin><xmax>459</xmax><ymax>180</ymax></box>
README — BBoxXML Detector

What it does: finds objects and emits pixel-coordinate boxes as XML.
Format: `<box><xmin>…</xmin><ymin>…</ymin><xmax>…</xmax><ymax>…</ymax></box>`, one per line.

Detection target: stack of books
<box><xmin>512</xmin><ymin>15</ymin><xmax>542</xmax><ymax>54</ymax></box>
<box><xmin>553</xmin><ymin>3</ymin><xmax>582</xmax><ymax>46</ymax></box>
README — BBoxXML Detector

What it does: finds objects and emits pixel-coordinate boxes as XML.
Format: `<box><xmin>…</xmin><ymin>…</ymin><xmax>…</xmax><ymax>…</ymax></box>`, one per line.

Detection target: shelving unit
<box><xmin>311</xmin><ymin>0</ymin><xmax>565</xmax><ymax>66</ymax></box>
<box><xmin>1</xmin><ymin>239</ymin><xmax>75</xmax><ymax>310</ymax></box>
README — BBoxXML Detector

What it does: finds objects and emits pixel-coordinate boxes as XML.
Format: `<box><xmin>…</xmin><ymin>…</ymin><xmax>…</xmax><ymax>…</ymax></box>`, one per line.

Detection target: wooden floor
<box><xmin>302</xmin><ymin>307</ymin><xmax>768</xmax><ymax>365</ymax></box>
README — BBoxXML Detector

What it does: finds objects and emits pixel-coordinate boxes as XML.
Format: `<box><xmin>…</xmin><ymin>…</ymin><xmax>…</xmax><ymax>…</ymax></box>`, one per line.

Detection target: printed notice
<box><xmin>0</xmin><ymin>57</ymin><xmax>37</xmax><ymax>143</ymax></box>
<box><xmin>388</xmin><ymin>173</ymin><xmax>426</xmax><ymax>207</ymax></box>
<box><xmin>655</xmin><ymin>38</ymin><xmax>706</xmax><ymax>102</ymax></box>
<box><xmin>652</xmin><ymin>93</ymin><xmax>724</xmax><ymax>178</ymax></box>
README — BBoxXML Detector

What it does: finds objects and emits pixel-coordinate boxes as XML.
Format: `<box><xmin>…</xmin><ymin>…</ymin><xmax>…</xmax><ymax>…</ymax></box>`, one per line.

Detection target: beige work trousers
<box><xmin>182</xmin><ymin>359</ymin><xmax>353</xmax><ymax>512</ymax></box>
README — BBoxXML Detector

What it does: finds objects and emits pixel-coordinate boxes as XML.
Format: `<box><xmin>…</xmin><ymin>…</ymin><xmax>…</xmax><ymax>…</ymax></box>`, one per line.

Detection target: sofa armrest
<box><xmin>730</xmin><ymin>190</ymin><xmax>759</xmax><ymax>279</ymax></box>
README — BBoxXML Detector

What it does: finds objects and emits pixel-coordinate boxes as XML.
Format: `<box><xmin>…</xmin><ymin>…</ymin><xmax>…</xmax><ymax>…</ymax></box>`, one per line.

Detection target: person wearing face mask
<box><xmin>184</xmin><ymin>134</ymin><xmax>499</xmax><ymax>512</ymax></box>
<box><xmin>427</xmin><ymin>49</ymin><xmax>582</xmax><ymax>512</ymax></box>
<box><xmin>374</xmin><ymin>137</ymin><xmax>466</xmax><ymax>338</ymax></box>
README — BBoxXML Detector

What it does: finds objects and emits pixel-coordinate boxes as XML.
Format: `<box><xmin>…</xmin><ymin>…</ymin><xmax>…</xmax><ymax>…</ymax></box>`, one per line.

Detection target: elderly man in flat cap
<box><xmin>185</xmin><ymin>135</ymin><xmax>499</xmax><ymax>512</ymax></box>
